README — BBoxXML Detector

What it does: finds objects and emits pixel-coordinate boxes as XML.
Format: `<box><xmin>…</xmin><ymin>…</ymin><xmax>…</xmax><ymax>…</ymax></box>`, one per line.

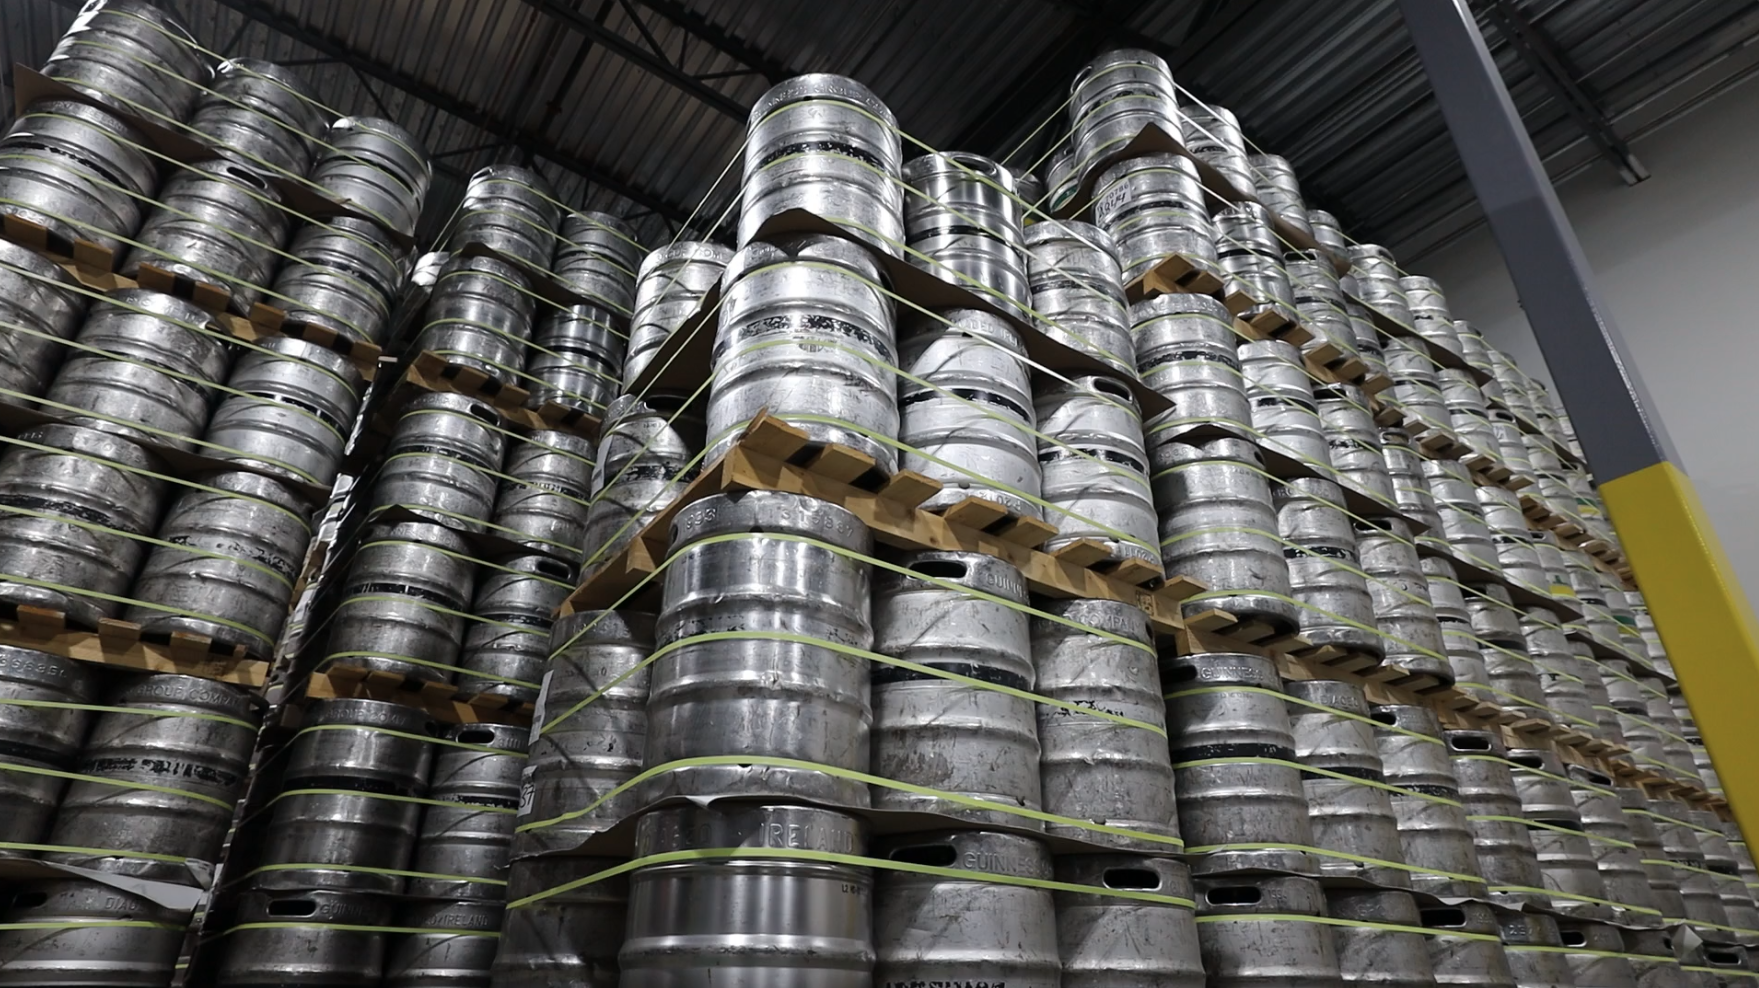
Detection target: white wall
<box><xmin>1417</xmin><ymin>82</ymin><xmax>1759</xmax><ymax>602</ymax></box>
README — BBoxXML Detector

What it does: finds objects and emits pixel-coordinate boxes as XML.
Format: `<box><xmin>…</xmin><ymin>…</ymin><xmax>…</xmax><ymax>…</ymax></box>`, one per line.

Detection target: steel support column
<box><xmin>1399</xmin><ymin>0</ymin><xmax>1759</xmax><ymax>834</ymax></box>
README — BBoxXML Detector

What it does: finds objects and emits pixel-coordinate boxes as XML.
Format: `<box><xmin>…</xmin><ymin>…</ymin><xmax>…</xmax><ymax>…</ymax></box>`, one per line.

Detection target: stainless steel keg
<box><xmin>122</xmin><ymin>158</ymin><xmax>291</xmax><ymax>311</ymax></box>
<box><xmin>1162</xmin><ymin>651</ymin><xmax>1316</xmax><ymax>875</ymax></box>
<box><xmin>1195</xmin><ymin>874</ymin><xmax>1345</xmax><ymax>988</ymax></box>
<box><xmin>311</xmin><ymin>116</ymin><xmax>433</xmax><ymax>237</ymax></box>
<box><xmin>1240</xmin><ymin>338</ymin><xmax>1335</xmax><ymax>474</ymax></box>
<box><xmin>1479</xmin><ymin>485</ymin><xmax>1546</xmax><ymax>589</ymax></box>
<box><xmin>1069</xmin><ymin>48</ymin><xmax>1183</xmax><ymax>171</ymax></box>
<box><xmin>581</xmin><ymin>393</ymin><xmax>704</xmax><ymax>572</ymax></box>
<box><xmin>1183</xmin><ymin>102</ymin><xmax>1253</xmax><ymax>192</ymax></box>
<box><xmin>1507</xmin><ymin>746</ymin><xmax>1612</xmax><ymax>919</ymax></box>
<box><xmin>1328</xmin><ymin>888</ymin><xmax>1439</xmax><ymax>988</ymax></box>
<box><xmin>1569</xmin><ymin>765</ymin><xmax>1660</xmax><ymax>924</ymax></box>
<box><xmin>623</xmin><ymin>803</ymin><xmax>874</xmax><ymax>986</ymax></box>
<box><xmin>1025</xmin><ymin>219</ymin><xmax>1135</xmax><ymax>376</ymax></box>
<box><xmin>271</xmin><ymin>216</ymin><xmax>409</xmax><ymax>345</ymax></box>
<box><xmin>0</xmin><ymin>878</ymin><xmax>188</xmax><ymax>987</ymax></box>
<box><xmin>1036</xmin><ymin>374</ymin><xmax>1162</xmax><ymax>570</ymax></box>
<box><xmin>490</xmin><ymin>855</ymin><xmax>627</xmax><ymax>988</ymax></box>
<box><xmin>0</xmin><ymin>239</ymin><xmax>88</xmax><ymax>405</ymax></box>
<box><xmin>705</xmin><ymin>234</ymin><xmax>898</xmax><ymax>471</ymax></box>
<box><xmin>0</xmin><ymin>99</ymin><xmax>158</xmax><ymax>252</ymax></box>
<box><xmin>1032</xmin><ymin>597</ymin><xmax>1176</xmax><ymax>848</ymax></box>
<box><xmin>896</xmin><ymin>307</ymin><xmax>1041</xmax><ymax>518</ymax></box>
<box><xmin>216</xmin><ymin>887</ymin><xmax>393</xmax><ymax>987</ymax></box>
<box><xmin>40</xmin><ymin>0</ymin><xmax>209</xmax><ymax>121</ymax></box>
<box><xmin>492</xmin><ymin>429</ymin><xmax>596</xmax><ymax>561</ymax></box>
<box><xmin>1400</xmin><ymin>276</ymin><xmax>1465</xmax><ymax>357</ymax></box>
<box><xmin>46</xmin><ymin>289</ymin><xmax>233</xmax><ymax>452</ymax></box>
<box><xmin>526</xmin><ymin>301</ymin><xmax>622</xmax><ymax>415</ymax></box>
<box><xmin>1423</xmin><ymin>457</ymin><xmax>1500</xmax><ymax>573</ymax></box>
<box><xmin>1355</xmin><ymin>518</ymin><xmax>1452</xmax><ymax>682</ymax></box>
<box><xmin>1310</xmin><ymin>209</ymin><xmax>1349</xmax><ymax>256</ymax></box>
<box><xmin>326</xmin><ymin>520</ymin><xmax>477</xmax><ymax>682</ymax></box>
<box><xmin>411</xmin><ymin>253</ymin><xmax>538</xmax><ymax>388</ymax></box>
<box><xmin>622</xmin><ymin>241</ymin><xmax>731</xmax><ymax>389</ymax></box>
<box><xmin>871</xmin><ymin>551</ymin><xmax>1040</xmax><ymax>824</ymax></box>
<box><xmin>1371</xmin><ymin>702</ymin><xmax>1487</xmax><ymax>898</ymax></box>
<box><xmin>1275</xmin><ymin>476</ymin><xmax>1382</xmax><ymax>657</ymax></box>
<box><xmin>457</xmin><ymin>554</ymin><xmax>575</xmax><ymax>700</ymax></box>
<box><xmin>44</xmin><ymin>674</ymin><xmax>257</xmax><ymax>882</ymax></box>
<box><xmin>0</xmin><ymin>646</ymin><xmax>97</xmax><ymax>856</ymax></box>
<box><xmin>1284</xmin><ymin>677</ymin><xmax>1409</xmax><ymax>887</ymax></box>
<box><xmin>1135</xmin><ymin>292</ymin><xmax>1252</xmax><ymax>440</ymax></box>
<box><xmin>518</xmin><ymin>609</ymin><xmax>654</xmax><ymax>855</ymax></box>
<box><xmin>555</xmin><ymin>210</ymin><xmax>642</xmax><ymax>315</ymax></box>
<box><xmin>1423</xmin><ymin>901</ymin><xmax>1519</xmax><ymax>988</ymax></box>
<box><xmin>647</xmin><ymin>491</ymin><xmax>872</xmax><ymax>805</ymax></box>
<box><xmin>1445</xmin><ymin>728</ymin><xmax>1547</xmax><ymax>909</ymax></box>
<box><xmin>874</xmin><ymin>830</ymin><xmax>1060</xmax><ymax>988</ymax></box>
<box><xmin>741</xmin><ymin>74</ymin><xmax>903</xmax><ymax>256</ymax></box>
<box><xmin>204</xmin><ymin>335</ymin><xmax>365</xmax><ymax>487</ymax></box>
<box><xmin>1055</xmin><ymin>854</ymin><xmax>1205</xmax><ymax>988</ymax></box>
<box><xmin>0</xmin><ymin>422</ymin><xmax>167</xmax><ymax>624</ymax></box>
<box><xmin>367</xmin><ymin>392</ymin><xmax>507</xmax><ymax>532</ymax></box>
<box><xmin>1094</xmin><ymin>154</ymin><xmax>1220</xmax><ymax>283</ymax></box>
<box><xmin>1381</xmin><ymin>426</ymin><xmax>1443</xmax><ymax>536</ymax></box>
<box><xmin>1249</xmin><ymin>153</ymin><xmax>1312</xmax><ymax>236</ymax></box>
<box><xmin>905</xmin><ymin>151</ymin><xmax>1032</xmax><ymax>321</ymax></box>
<box><xmin>384</xmin><ymin>899</ymin><xmax>504</xmax><ymax>988</ymax></box>
<box><xmin>1216</xmin><ymin>201</ymin><xmax>1297</xmax><ymax>324</ymax></box>
<box><xmin>190</xmin><ymin>58</ymin><xmax>327</xmax><ymax>177</ymax></box>
<box><xmin>1152</xmin><ymin>436</ymin><xmax>1297</xmax><ymax>629</ymax></box>
<box><xmin>406</xmin><ymin>722</ymin><xmax>529</xmax><ymax>901</ymax></box>
<box><xmin>450</xmin><ymin>164</ymin><xmax>562</xmax><ymax>271</ymax></box>
<box><xmin>1498</xmin><ymin>911</ymin><xmax>1582</xmax><ymax>988</ymax></box>
<box><xmin>126</xmin><ymin>470</ymin><xmax>313</xmax><ymax>656</ymax></box>
<box><xmin>1317</xmin><ymin>383</ymin><xmax>1396</xmax><ymax>506</ymax></box>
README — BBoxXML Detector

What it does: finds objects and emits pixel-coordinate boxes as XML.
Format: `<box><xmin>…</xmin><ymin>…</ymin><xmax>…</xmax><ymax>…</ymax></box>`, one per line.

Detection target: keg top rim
<box><xmin>18</xmin><ymin>97</ymin><xmax>146</xmax><ymax>141</ymax></box>
<box><xmin>637</xmin><ymin>239</ymin><xmax>734</xmax><ymax>279</ymax></box>
<box><xmin>1130</xmin><ymin>289</ymin><xmax>1230</xmax><ymax>323</ymax></box>
<box><xmin>749</xmin><ymin>73</ymin><xmax>897</xmax><ymax>129</ymax></box>
<box><xmin>0</xmin><ymin>643</ymin><xmax>97</xmax><ymax>696</ymax></box>
<box><xmin>671</xmin><ymin>489</ymin><xmax>871</xmax><ymax>555</ymax></box>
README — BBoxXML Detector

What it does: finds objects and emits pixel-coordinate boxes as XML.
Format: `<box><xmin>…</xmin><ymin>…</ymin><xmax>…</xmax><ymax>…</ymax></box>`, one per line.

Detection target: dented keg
<box><xmin>1569</xmin><ymin>765</ymin><xmax>1660</xmax><ymax>923</ymax></box>
<box><xmin>875</xmin><ymin>830</ymin><xmax>1059</xmax><ymax>988</ymax></box>
<box><xmin>624</xmin><ymin>804</ymin><xmax>874</xmax><ymax>985</ymax></box>
<box><xmin>1355</xmin><ymin>518</ymin><xmax>1452</xmax><ymax>683</ymax></box>
<box><xmin>46</xmin><ymin>289</ymin><xmax>233</xmax><ymax>452</ymax></box>
<box><xmin>1241</xmin><ymin>338</ymin><xmax>1334</xmax><ymax>474</ymax></box>
<box><xmin>741</xmin><ymin>74</ymin><xmax>903</xmax><ymax>255</ymax></box>
<box><xmin>1372</xmin><ymin>702</ymin><xmax>1487</xmax><ymax>898</ymax></box>
<box><xmin>406</xmin><ymin>722</ymin><xmax>528</xmax><ymax>903</ymax></box>
<box><xmin>122</xmin><ymin>158</ymin><xmax>290</xmax><ymax>311</ymax></box>
<box><xmin>1152</xmin><ymin>436</ymin><xmax>1297</xmax><ymax>629</ymax></box>
<box><xmin>190</xmin><ymin>58</ymin><xmax>327</xmax><ymax>177</ymax></box>
<box><xmin>1499</xmin><ymin>911</ymin><xmax>1582</xmax><ymax>988</ymax></box>
<box><xmin>871</xmin><ymin>551</ymin><xmax>1040</xmax><ymax>825</ymax></box>
<box><xmin>325</xmin><ymin>521</ymin><xmax>477</xmax><ymax>683</ymax></box>
<box><xmin>492</xmin><ymin>429</ymin><xmax>596</xmax><ymax>561</ymax></box>
<box><xmin>1328</xmin><ymin>889</ymin><xmax>1438</xmax><ymax>988</ymax></box>
<box><xmin>411</xmin><ymin>253</ymin><xmax>538</xmax><ymax>388</ymax></box>
<box><xmin>367</xmin><ymin>392</ymin><xmax>507</xmax><ymax>531</ymax></box>
<box><xmin>517</xmin><ymin>609</ymin><xmax>654</xmax><ymax>854</ymax></box>
<box><xmin>450</xmin><ymin>164</ymin><xmax>562</xmax><ymax>271</ymax></box>
<box><xmin>125</xmin><ymin>470</ymin><xmax>313</xmax><ymax>656</ymax></box>
<box><xmin>1446</xmin><ymin>728</ymin><xmax>1547</xmax><ymax>909</ymax></box>
<box><xmin>256</xmin><ymin>698</ymin><xmax>437</xmax><ymax>893</ymax></box>
<box><xmin>203</xmin><ymin>335</ymin><xmax>365</xmax><ymax>487</ymax></box>
<box><xmin>41</xmin><ymin>0</ymin><xmax>209</xmax><ymax>121</ymax></box>
<box><xmin>217</xmin><ymin>888</ymin><xmax>393</xmax><ymax>987</ymax></box>
<box><xmin>1032</xmin><ymin>598</ymin><xmax>1177</xmax><ymax>849</ymax></box>
<box><xmin>1285</xmin><ymin>678</ymin><xmax>1409</xmax><ymax>887</ymax></box>
<box><xmin>1275</xmin><ymin>477</ymin><xmax>1381</xmax><ymax>657</ymax></box>
<box><xmin>647</xmin><ymin>491</ymin><xmax>873</xmax><ymax>805</ymax></box>
<box><xmin>705</xmin><ymin>234</ymin><xmax>898</xmax><ymax>471</ymax></box>
<box><xmin>1036</xmin><ymin>375</ymin><xmax>1162</xmax><ymax>570</ymax></box>
<box><xmin>905</xmin><ymin>151</ymin><xmax>1031</xmax><ymax>321</ymax></box>
<box><xmin>311</xmin><ymin>116</ymin><xmax>433</xmax><ymax>238</ymax></box>
<box><xmin>1055</xmin><ymin>855</ymin><xmax>1205</xmax><ymax>988</ymax></box>
<box><xmin>44</xmin><ymin>674</ymin><xmax>257</xmax><ymax>881</ymax></box>
<box><xmin>490</xmin><ymin>855</ymin><xmax>627</xmax><ymax>987</ymax></box>
<box><xmin>0</xmin><ymin>422</ymin><xmax>167</xmax><ymax>624</ymax></box>
<box><xmin>896</xmin><ymin>307</ymin><xmax>1041</xmax><ymax>518</ymax></box>
<box><xmin>0</xmin><ymin>99</ymin><xmax>158</xmax><ymax>253</ymax></box>
<box><xmin>384</xmin><ymin>899</ymin><xmax>503</xmax><ymax>988</ymax></box>
<box><xmin>0</xmin><ymin>878</ymin><xmax>188</xmax><ymax>987</ymax></box>
<box><xmin>1424</xmin><ymin>901</ymin><xmax>1519</xmax><ymax>988</ymax></box>
<box><xmin>1135</xmin><ymin>292</ymin><xmax>1252</xmax><ymax>440</ymax></box>
<box><xmin>1162</xmin><ymin>651</ymin><xmax>1316</xmax><ymax>875</ymax></box>
<box><xmin>0</xmin><ymin>239</ymin><xmax>88</xmax><ymax>405</ymax></box>
<box><xmin>622</xmin><ymin>241</ymin><xmax>731</xmax><ymax>389</ymax></box>
<box><xmin>580</xmin><ymin>393</ymin><xmax>704</xmax><ymax>571</ymax></box>
<box><xmin>0</xmin><ymin>647</ymin><xmax>97</xmax><ymax>856</ymax></box>
<box><xmin>1318</xmin><ymin>383</ymin><xmax>1395</xmax><ymax>506</ymax></box>
<box><xmin>1195</xmin><ymin>874</ymin><xmax>1344</xmax><ymax>988</ymax></box>
<box><xmin>270</xmin><ymin>216</ymin><xmax>408</xmax><ymax>345</ymax></box>
<box><xmin>555</xmin><ymin>210</ymin><xmax>642</xmax><ymax>315</ymax></box>
<box><xmin>1094</xmin><ymin>154</ymin><xmax>1220</xmax><ymax>283</ymax></box>
<box><xmin>526</xmin><ymin>301</ymin><xmax>622</xmax><ymax>415</ymax></box>
<box><xmin>1025</xmin><ymin>219</ymin><xmax>1135</xmax><ymax>376</ymax></box>
<box><xmin>456</xmin><ymin>555</ymin><xmax>574</xmax><ymax>700</ymax></box>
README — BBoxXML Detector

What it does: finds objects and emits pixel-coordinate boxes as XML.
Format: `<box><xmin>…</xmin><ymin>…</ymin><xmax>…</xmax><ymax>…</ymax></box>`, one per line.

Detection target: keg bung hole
<box><xmin>1204</xmin><ymin>886</ymin><xmax>1262</xmax><ymax>906</ymax></box>
<box><xmin>1102</xmin><ymin>868</ymin><xmax>1161</xmax><ymax>891</ymax></box>
<box><xmin>887</xmin><ymin>843</ymin><xmax>957</xmax><ymax>868</ymax></box>
<box><xmin>268</xmin><ymin>898</ymin><xmax>319</xmax><ymax>917</ymax></box>
<box><xmin>10</xmin><ymin>892</ymin><xmax>47</xmax><ymax>909</ymax></box>
<box><xmin>1420</xmin><ymin>907</ymin><xmax>1466</xmax><ymax>928</ymax></box>
<box><xmin>1450</xmin><ymin>732</ymin><xmax>1492</xmax><ymax>751</ymax></box>
<box><xmin>455</xmin><ymin>727</ymin><xmax>497</xmax><ymax>745</ymax></box>
<box><xmin>909</xmin><ymin>559</ymin><xmax>968</xmax><ymax>582</ymax></box>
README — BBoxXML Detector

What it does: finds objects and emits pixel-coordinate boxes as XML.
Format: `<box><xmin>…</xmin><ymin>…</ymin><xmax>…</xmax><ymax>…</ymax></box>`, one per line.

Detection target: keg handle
<box><xmin>1203</xmin><ymin>886</ymin><xmax>1263</xmax><ymax>906</ymax></box>
<box><xmin>1101</xmin><ymin>867</ymin><xmax>1162</xmax><ymax>891</ymax></box>
<box><xmin>886</xmin><ymin>843</ymin><xmax>958</xmax><ymax>867</ymax></box>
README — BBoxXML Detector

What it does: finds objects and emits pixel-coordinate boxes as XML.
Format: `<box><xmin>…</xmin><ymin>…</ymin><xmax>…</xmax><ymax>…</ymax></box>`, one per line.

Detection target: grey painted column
<box><xmin>1395</xmin><ymin>0</ymin><xmax>1675</xmax><ymax>484</ymax></box>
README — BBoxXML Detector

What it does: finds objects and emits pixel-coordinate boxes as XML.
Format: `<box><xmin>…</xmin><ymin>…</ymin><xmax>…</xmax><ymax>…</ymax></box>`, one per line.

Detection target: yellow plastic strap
<box><xmin>1483</xmin><ymin>881</ymin><xmax>1661</xmax><ymax>914</ymax></box>
<box><xmin>222</xmin><ymin>921</ymin><xmax>499</xmax><ymax>937</ymax></box>
<box><xmin>1465</xmin><ymin>813</ymin><xmax>1636</xmax><ymax>848</ymax></box>
<box><xmin>237</xmin><ymin>862</ymin><xmax>507</xmax><ymax>887</ymax></box>
<box><xmin>1166</xmin><ymin>685</ymin><xmax>1444</xmax><ymax>745</ymax></box>
<box><xmin>508</xmin><ymin>844</ymin><xmax>1196</xmax><ymax>911</ymax></box>
<box><xmin>0</xmin><ymin>920</ymin><xmax>186</xmax><ymax>931</ymax></box>
<box><xmin>1170</xmin><ymin>753</ymin><xmax>1463</xmax><ymax>807</ymax></box>
<box><xmin>1189</xmin><ymin>911</ymin><xmax>1500</xmax><ymax>940</ymax></box>
<box><xmin>289</xmin><ymin>724</ymin><xmax>530</xmax><ymax>757</ymax></box>
<box><xmin>0</xmin><ymin>840</ymin><xmax>197</xmax><ymax>864</ymax></box>
<box><xmin>0</xmin><ymin>760</ymin><xmax>233</xmax><ymax>809</ymax></box>
<box><xmin>0</xmin><ymin>697</ymin><xmax>256</xmax><ymax>729</ymax></box>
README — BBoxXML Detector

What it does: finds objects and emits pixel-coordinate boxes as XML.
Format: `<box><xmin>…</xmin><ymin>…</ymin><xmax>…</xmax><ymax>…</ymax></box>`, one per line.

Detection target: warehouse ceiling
<box><xmin>5</xmin><ymin>0</ymin><xmax>1758</xmax><ymax>261</ymax></box>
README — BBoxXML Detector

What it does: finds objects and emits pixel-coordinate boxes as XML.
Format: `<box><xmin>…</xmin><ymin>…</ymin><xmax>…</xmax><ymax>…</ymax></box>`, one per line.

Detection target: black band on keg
<box><xmin>342</xmin><ymin>581</ymin><xmax>467</xmax><ymax>609</ymax></box>
<box><xmin>1170</xmin><ymin>741</ymin><xmax>1297</xmax><ymax>763</ymax></box>
<box><xmin>870</xmin><ymin>662</ymin><xmax>1032</xmax><ymax>692</ymax></box>
<box><xmin>1037</xmin><ymin>446</ymin><xmax>1147</xmax><ymax>474</ymax></box>
<box><xmin>1138</xmin><ymin>348</ymin><xmax>1241</xmax><ymax>374</ymax></box>
<box><xmin>0</xmin><ymin>492</ymin><xmax>108</xmax><ymax>526</ymax></box>
<box><xmin>899</xmin><ymin>386</ymin><xmax>1031</xmax><ymax>423</ymax></box>
<box><xmin>1393</xmin><ymin>783</ymin><xmax>1462</xmax><ymax>799</ymax></box>
<box><xmin>1284</xmin><ymin>544</ymin><xmax>1354</xmax><ymax>560</ymax></box>
<box><xmin>715</xmin><ymin>312</ymin><xmax>896</xmax><ymax>365</ymax></box>
<box><xmin>1301</xmin><ymin>765</ymin><xmax>1386</xmax><ymax>784</ymax></box>
<box><xmin>755</xmin><ymin>139</ymin><xmax>884</xmax><ymax>170</ymax></box>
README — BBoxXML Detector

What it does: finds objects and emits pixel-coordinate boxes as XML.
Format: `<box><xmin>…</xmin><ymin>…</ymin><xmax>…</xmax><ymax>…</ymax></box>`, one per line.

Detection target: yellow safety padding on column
<box><xmin>1600</xmin><ymin>460</ymin><xmax>1759</xmax><ymax>836</ymax></box>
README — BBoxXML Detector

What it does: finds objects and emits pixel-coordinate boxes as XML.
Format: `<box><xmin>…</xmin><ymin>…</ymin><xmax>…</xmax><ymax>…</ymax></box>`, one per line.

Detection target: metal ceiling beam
<box><xmin>632</xmin><ymin>0</ymin><xmax>797</xmax><ymax>84</ymax></box>
<box><xmin>1484</xmin><ymin>0</ymin><xmax>1649</xmax><ymax>185</ymax></box>
<box><xmin>514</xmin><ymin>0</ymin><xmax>749</xmax><ymax>121</ymax></box>
<box><xmin>203</xmin><ymin>0</ymin><xmax>696</xmax><ymax>225</ymax></box>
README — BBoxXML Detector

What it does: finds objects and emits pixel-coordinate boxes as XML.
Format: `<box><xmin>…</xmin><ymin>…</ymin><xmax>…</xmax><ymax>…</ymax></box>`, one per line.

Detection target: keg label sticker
<box><xmin>517</xmin><ymin>765</ymin><xmax>536</xmax><ymax>817</ymax></box>
<box><xmin>528</xmin><ymin>670</ymin><xmax>553</xmax><ymax>744</ymax></box>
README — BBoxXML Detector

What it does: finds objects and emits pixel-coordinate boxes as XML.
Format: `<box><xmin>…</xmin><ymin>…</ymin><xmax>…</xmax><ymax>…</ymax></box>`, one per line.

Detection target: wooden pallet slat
<box><xmin>305</xmin><ymin>665</ymin><xmax>533</xmax><ymax>726</ymax></box>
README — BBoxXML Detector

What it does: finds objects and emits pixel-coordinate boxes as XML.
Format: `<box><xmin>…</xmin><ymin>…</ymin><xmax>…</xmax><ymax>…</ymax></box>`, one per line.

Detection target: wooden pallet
<box><xmin>1181</xmin><ymin>607</ymin><xmax>1304</xmax><ymax>650</ymax></box>
<box><xmin>1304</xmin><ymin>340</ymin><xmax>1370</xmax><ymax>385</ymax></box>
<box><xmin>562</xmin><ymin>412</ymin><xmax>1207</xmax><ymax>635</ymax></box>
<box><xmin>305</xmin><ymin>664</ymin><xmax>534</xmax><ymax>726</ymax></box>
<box><xmin>390</xmin><ymin>351</ymin><xmax>602</xmax><ymax>438</ymax></box>
<box><xmin>1125</xmin><ymin>252</ymin><xmax>1228</xmax><ymax>304</ymax></box>
<box><xmin>1227</xmin><ymin>302</ymin><xmax>1314</xmax><ymax>349</ymax></box>
<box><xmin>0</xmin><ymin>213</ymin><xmax>382</xmax><ymax>380</ymax></box>
<box><xmin>928</xmin><ymin>496</ymin><xmax>1060</xmax><ymax>552</ymax></box>
<box><xmin>0</xmin><ymin>603</ymin><xmax>271</xmax><ymax>687</ymax></box>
